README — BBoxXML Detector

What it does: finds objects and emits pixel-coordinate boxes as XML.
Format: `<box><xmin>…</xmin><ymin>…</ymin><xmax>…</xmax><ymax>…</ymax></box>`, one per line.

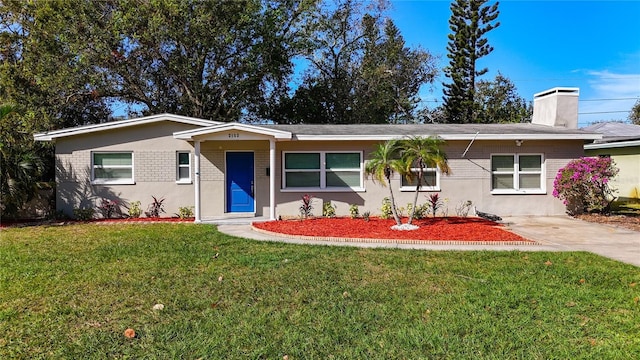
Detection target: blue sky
<box><xmin>389</xmin><ymin>0</ymin><xmax>640</xmax><ymax>126</ymax></box>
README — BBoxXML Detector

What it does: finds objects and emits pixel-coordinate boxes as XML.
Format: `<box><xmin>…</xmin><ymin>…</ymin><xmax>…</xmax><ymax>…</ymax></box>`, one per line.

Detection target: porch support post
<box><xmin>194</xmin><ymin>140</ymin><xmax>202</xmax><ymax>223</ymax></box>
<box><xmin>269</xmin><ymin>138</ymin><xmax>276</xmax><ymax>220</ymax></box>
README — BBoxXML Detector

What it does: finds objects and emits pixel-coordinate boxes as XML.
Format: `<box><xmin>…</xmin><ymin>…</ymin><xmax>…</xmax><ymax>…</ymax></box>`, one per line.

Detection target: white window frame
<box><xmin>281</xmin><ymin>151</ymin><xmax>364</xmax><ymax>192</ymax></box>
<box><xmin>91</xmin><ymin>151</ymin><xmax>135</xmax><ymax>185</ymax></box>
<box><xmin>490</xmin><ymin>153</ymin><xmax>545</xmax><ymax>194</ymax></box>
<box><xmin>400</xmin><ymin>167</ymin><xmax>441</xmax><ymax>192</ymax></box>
<box><xmin>176</xmin><ymin>151</ymin><xmax>192</xmax><ymax>184</ymax></box>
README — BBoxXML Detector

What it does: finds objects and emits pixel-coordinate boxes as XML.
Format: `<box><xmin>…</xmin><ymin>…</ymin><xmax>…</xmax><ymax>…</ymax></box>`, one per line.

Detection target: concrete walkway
<box><xmin>215</xmin><ymin>216</ymin><xmax>640</xmax><ymax>267</ymax></box>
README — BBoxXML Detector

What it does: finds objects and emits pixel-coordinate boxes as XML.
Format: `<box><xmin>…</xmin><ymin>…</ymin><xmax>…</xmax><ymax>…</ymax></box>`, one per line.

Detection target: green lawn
<box><xmin>1</xmin><ymin>224</ymin><xmax>639</xmax><ymax>359</ymax></box>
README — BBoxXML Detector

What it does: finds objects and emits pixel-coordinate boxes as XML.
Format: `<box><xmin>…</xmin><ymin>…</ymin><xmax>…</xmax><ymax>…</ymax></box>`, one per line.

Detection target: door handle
<box><xmin>250</xmin><ymin>180</ymin><xmax>254</xmax><ymax>197</ymax></box>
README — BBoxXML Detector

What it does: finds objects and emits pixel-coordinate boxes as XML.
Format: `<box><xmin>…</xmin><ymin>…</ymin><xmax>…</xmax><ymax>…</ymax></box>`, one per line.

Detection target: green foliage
<box><xmin>399</xmin><ymin>136</ymin><xmax>450</xmax><ymax>224</ymax></box>
<box><xmin>270</xmin><ymin>0</ymin><xmax>437</xmax><ymax>124</ymax></box>
<box><xmin>443</xmin><ymin>0</ymin><xmax>500</xmax><ymax>123</ymax></box>
<box><xmin>365</xmin><ymin>141</ymin><xmax>403</xmax><ymax>225</ymax></box>
<box><xmin>406</xmin><ymin>202</ymin><xmax>428</xmax><ymax>220</ymax></box>
<box><xmin>0</xmin><ymin>105</ymin><xmax>47</xmax><ymax>219</ymax></box>
<box><xmin>2</xmin><ymin>224</ymin><xmax>639</xmax><ymax>358</ymax></box>
<box><xmin>380</xmin><ymin>197</ymin><xmax>393</xmax><ymax>219</ymax></box>
<box><xmin>127</xmin><ymin>201</ymin><xmax>142</xmax><ymax>218</ymax></box>
<box><xmin>177</xmin><ymin>206</ymin><xmax>194</xmax><ymax>219</ymax></box>
<box><xmin>362</xmin><ymin>210</ymin><xmax>370</xmax><ymax>221</ymax></box>
<box><xmin>349</xmin><ymin>204</ymin><xmax>359</xmax><ymax>219</ymax></box>
<box><xmin>474</xmin><ymin>72</ymin><xmax>532</xmax><ymax>123</ymax></box>
<box><xmin>322</xmin><ymin>201</ymin><xmax>336</xmax><ymax>218</ymax></box>
<box><xmin>72</xmin><ymin>207</ymin><xmax>95</xmax><ymax>221</ymax></box>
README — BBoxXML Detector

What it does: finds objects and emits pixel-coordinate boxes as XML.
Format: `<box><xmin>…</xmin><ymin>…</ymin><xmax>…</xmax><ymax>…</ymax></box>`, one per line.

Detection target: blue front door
<box><xmin>226</xmin><ymin>152</ymin><xmax>255</xmax><ymax>213</ymax></box>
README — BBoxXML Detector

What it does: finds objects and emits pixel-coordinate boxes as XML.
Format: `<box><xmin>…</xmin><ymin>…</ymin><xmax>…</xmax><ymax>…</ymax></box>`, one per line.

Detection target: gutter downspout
<box><xmin>194</xmin><ymin>140</ymin><xmax>202</xmax><ymax>223</ymax></box>
<box><xmin>269</xmin><ymin>138</ymin><xmax>276</xmax><ymax>220</ymax></box>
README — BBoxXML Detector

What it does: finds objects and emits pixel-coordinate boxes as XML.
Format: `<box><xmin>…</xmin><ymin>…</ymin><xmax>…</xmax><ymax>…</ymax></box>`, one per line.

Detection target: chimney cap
<box><xmin>534</xmin><ymin>87</ymin><xmax>579</xmax><ymax>99</ymax></box>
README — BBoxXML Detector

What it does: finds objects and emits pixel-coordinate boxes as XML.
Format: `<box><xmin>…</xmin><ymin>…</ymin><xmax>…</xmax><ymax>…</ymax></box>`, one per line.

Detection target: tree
<box><xmin>399</xmin><ymin>136</ymin><xmax>451</xmax><ymax>225</ymax></box>
<box><xmin>442</xmin><ymin>0</ymin><xmax>500</xmax><ymax>123</ymax></box>
<box><xmin>271</xmin><ymin>0</ymin><xmax>437</xmax><ymax>124</ymax></box>
<box><xmin>365</xmin><ymin>140</ymin><xmax>404</xmax><ymax>226</ymax></box>
<box><xmin>629</xmin><ymin>99</ymin><xmax>640</xmax><ymax>125</ymax></box>
<box><xmin>0</xmin><ymin>104</ymin><xmax>46</xmax><ymax>219</ymax></box>
<box><xmin>475</xmin><ymin>72</ymin><xmax>532</xmax><ymax>123</ymax></box>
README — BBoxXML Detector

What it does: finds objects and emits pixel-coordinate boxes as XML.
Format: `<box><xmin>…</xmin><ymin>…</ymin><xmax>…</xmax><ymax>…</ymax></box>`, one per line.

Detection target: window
<box><xmin>491</xmin><ymin>154</ymin><xmax>544</xmax><ymax>194</ymax></box>
<box><xmin>176</xmin><ymin>152</ymin><xmax>191</xmax><ymax>183</ymax></box>
<box><xmin>400</xmin><ymin>168</ymin><xmax>440</xmax><ymax>191</ymax></box>
<box><xmin>92</xmin><ymin>152</ymin><xmax>134</xmax><ymax>184</ymax></box>
<box><xmin>283</xmin><ymin>151</ymin><xmax>363</xmax><ymax>191</ymax></box>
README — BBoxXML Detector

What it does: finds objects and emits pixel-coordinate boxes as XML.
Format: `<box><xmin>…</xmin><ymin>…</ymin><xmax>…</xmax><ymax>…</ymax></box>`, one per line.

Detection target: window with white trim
<box><xmin>491</xmin><ymin>154</ymin><xmax>544</xmax><ymax>194</ymax></box>
<box><xmin>400</xmin><ymin>168</ymin><xmax>440</xmax><ymax>191</ymax></box>
<box><xmin>176</xmin><ymin>151</ymin><xmax>191</xmax><ymax>183</ymax></box>
<box><xmin>283</xmin><ymin>151</ymin><xmax>363</xmax><ymax>191</ymax></box>
<box><xmin>92</xmin><ymin>152</ymin><xmax>134</xmax><ymax>184</ymax></box>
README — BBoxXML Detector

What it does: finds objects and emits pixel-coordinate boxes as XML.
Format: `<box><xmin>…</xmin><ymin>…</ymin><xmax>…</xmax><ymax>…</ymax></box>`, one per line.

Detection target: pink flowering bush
<box><xmin>553</xmin><ymin>157</ymin><xmax>618</xmax><ymax>215</ymax></box>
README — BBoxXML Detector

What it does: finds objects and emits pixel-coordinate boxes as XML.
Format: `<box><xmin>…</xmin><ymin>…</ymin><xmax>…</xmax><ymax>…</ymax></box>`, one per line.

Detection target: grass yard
<box><xmin>1</xmin><ymin>224</ymin><xmax>639</xmax><ymax>359</ymax></box>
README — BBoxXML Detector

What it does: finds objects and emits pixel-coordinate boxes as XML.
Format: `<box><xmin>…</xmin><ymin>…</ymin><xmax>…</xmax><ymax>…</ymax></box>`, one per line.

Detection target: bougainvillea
<box><xmin>553</xmin><ymin>157</ymin><xmax>618</xmax><ymax>215</ymax></box>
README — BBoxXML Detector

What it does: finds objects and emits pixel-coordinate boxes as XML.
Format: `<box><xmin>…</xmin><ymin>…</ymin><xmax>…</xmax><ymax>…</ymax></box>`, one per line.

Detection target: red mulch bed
<box><xmin>253</xmin><ymin>217</ymin><xmax>531</xmax><ymax>242</ymax></box>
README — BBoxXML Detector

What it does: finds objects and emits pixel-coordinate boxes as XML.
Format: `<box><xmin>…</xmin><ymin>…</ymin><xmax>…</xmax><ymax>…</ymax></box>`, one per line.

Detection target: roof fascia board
<box><xmin>174</xmin><ymin>123</ymin><xmax>292</xmax><ymax>140</ymax></box>
<box><xmin>34</xmin><ymin>113</ymin><xmax>220</xmax><ymax>141</ymax></box>
<box><xmin>584</xmin><ymin>140</ymin><xmax>640</xmax><ymax>150</ymax></box>
<box><xmin>292</xmin><ymin>133</ymin><xmax>602</xmax><ymax>141</ymax></box>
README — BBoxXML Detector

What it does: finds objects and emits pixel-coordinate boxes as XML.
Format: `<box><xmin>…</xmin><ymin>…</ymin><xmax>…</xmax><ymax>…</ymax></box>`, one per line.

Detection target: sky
<box><xmin>388</xmin><ymin>0</ymin><xmax>640</xmax><ymax>127</ymax></box>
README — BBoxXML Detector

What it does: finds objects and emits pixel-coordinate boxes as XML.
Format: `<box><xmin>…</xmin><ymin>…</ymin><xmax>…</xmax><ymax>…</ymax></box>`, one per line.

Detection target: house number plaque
<box><xmin>228</xmin><ymin>133</ymin><xmax>240</xmax><ymax>138</ymax></box>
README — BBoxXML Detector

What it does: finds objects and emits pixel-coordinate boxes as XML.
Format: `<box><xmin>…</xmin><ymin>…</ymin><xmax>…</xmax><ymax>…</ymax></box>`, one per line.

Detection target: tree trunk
<box><xmin>386</xmin><ymin>177</ymin><xmax>402</xmax><ymax>226</ymax></box>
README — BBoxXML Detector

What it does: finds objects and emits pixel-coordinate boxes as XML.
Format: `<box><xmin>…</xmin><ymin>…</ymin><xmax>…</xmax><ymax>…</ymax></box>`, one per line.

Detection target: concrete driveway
<box><xmin>216</xmin><ymin>215</ymin><xmax>639</xmax><ymax>267</ymax></box>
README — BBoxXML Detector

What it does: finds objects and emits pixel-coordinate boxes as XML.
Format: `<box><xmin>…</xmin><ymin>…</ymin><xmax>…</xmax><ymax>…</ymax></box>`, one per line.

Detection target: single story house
<box><xmin>34</xmin><ymin>87</ymin><xmax>600</xmax><ymax>221</ymax></box>
<box><xmin>583</xmin><ymin>122</ymin><xmax>640</xmax><ymax>201</ymax></box>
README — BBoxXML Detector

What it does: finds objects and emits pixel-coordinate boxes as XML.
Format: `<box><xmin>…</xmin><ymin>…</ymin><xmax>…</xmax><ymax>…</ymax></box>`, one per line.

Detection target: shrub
<box><xmin>406</xmin><ymin>202</ymin><xmax>428</xmax><ymax>220</ymax></box>
<box><xmin>349</xmin><ymin>204</ymin><xmax>359</xmax><ymax>219</ymax></box>
<box><xmin>362</xmin><ymin>211</ymin><xmax>370</xmax><ymax>221</ymax></box>
<box><xmin>128</xmin><ymin>201</ymin><xmax>142</xmax><ymax>218</ymax></box>
<box><xmin>145</xmin><ymin>196</ymin><xmax>166</xmax><ymax>218</ymax></box>
<box><xmin>299</xmin><ymin>194</ymin><xmax>314</xmax><ymax>219</ymax></box>
<box><xmin>73</xmin><ymin>207</ymin><xmax>95</xmax><ymax>221</ymax></box>
<box><xmin>455</xmin><ymin>200</ymin><xmax>473</xmax><ymax>217</ymax></box>
<box><xmin>553</xmin><ymin>157</ymin><xmax>619</xmax><ymax>215</ymax></box>
<box><xmin>380</xmin><ymin>197</ymin><xmax>393</xmax><ymax>219</ymax></box>
<box><xmin>97</xmin><ymin>198</ymin><xmax>120</xmax><ymax>219</ymax></box>
<box><xmin>426</xmin><ymin>193</ymin><xmax>444</xmax><ymax>217</ymax></box>
<box><xmin>322</xmin><ymin>201</ymin><xmax>336</xmax><ymax>218</ymax></box>
<box><xmin>177</xmin><ymin>206</ymin><xmax>194</xmax><ymax>219</ymax></box>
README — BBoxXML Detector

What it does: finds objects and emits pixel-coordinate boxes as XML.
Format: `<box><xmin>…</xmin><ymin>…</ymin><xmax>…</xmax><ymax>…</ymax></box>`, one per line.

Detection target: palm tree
<box><xmin>365</xmin><ymin>140</ymin><xmax>404</xmax><ymax>226</ymax></box>
<box><xmin>0</xmin><ymin>104</ymin><xmax>45</xmax><ymax>219</ymax></box>
<box><xmin>399</xmin><ymin>136</ymin><xmax>451</xmax><ymax>225</ymax></box>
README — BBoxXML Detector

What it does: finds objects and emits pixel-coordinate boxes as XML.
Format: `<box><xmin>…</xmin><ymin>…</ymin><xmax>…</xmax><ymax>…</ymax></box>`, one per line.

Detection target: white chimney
<box><xmin>531</xmin><ymin>87</ymin><xmax>579</xmax><ymax>129</ymax></box>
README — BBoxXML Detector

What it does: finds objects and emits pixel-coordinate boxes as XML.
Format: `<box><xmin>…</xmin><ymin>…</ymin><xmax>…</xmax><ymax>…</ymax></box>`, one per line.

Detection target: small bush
<box><xmin>406</xmin><ymin>202</ymin><xmax>428</xmax><ymax>219</ymax></box>
<box><xmin>177</xmin><ymin>206</ymin><xmax>194</xmax><ymax>219</ymax></box>
<box><xmin>455</xmin><ymin>200</ymin><xmax>473</xmax><ymax>217</ymax></box>
<box><xmin>299</xmin><ymin>194</ymin><xmax>314</xmax><ymax>219</ymax></box>
<box><xmin>145</xmin><ymin>196</ymin><xmax>166</xmax><ymax>218</ymax></box>
<box><xmin>427</xmin><ymin>194</ymin><xmax>444</xmax><ymax>217</ymax></box>
<box><xmin>322</xmin><ymin>201</ymin><xmax>336</xmax><ymax>218</ymax></box>
<box><xmin>349</xmin><ymin>204</ymin><xmax>359</xmax><ymax>219</ymax></box>
<box><xmin>362</xmin><ymin>211</ymin><xmax>370</xmax><ymax>221</ymax></box>
<box><xmin>380</xmin><ymin>197</ymin><xmax>393</xmax><ymax>219</ymax></box>
<box><xmin>128</xmin><ymin>201</ymin><xmax>142</xmax><ymax>218</ymax></box>
<box><xmin>553</xmin><ymin>157</ymin><xmax>618</xmax><ymax>215</ymax></box>
<box><xmin>73</xmin><ymin>207</ymin><xmax>95</xmax><ymax>221</ymax></box>
<box><xmin>97</xmin><ymin>198</ymin><xmax>120</xmax><ymax>219</ymax></box>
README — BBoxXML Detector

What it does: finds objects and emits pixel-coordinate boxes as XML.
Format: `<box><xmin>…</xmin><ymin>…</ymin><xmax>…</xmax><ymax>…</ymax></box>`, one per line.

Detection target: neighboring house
<box><xmin>35</xmin><ymin>88</ymin><xmax>600</xmax><ymax>221</ymax></box>
<box><xmin>583</xmin><ymin>122</ymin><xmax>640</xmax><ymax>201</ymax></box>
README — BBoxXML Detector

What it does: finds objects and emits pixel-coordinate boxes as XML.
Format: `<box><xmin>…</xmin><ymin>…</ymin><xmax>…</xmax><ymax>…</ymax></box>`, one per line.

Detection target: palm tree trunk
<box><xmin>386</xmin><ymin>177</ymin><xmax>402</xmax><ymax>226</ymax></box>
<box><xmin>407</xmin><ymin>168</ymin><xmax>422</xmax><ymax>225</ymax></box>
